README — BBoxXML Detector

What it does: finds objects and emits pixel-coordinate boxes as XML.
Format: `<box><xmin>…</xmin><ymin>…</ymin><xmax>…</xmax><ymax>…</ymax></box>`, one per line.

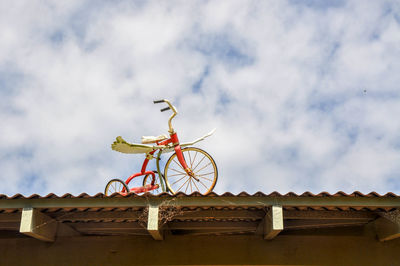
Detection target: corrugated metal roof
<box><xmin>1</xmin><ymin>191</ymin><xmax>399</xmax><ymax>199</ymax></box>
<box><xmin>1</xmin><ymin>191</ymin><xmax>399</xmax><ymax>212</ymax></box>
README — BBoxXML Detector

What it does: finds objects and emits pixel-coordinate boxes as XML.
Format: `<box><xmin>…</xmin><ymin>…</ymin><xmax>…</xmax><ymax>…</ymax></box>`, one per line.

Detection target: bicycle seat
<box><xmin>141</xmin><ymin>134</ymin><xmax>168</xmax><ymax>144</ymax></box>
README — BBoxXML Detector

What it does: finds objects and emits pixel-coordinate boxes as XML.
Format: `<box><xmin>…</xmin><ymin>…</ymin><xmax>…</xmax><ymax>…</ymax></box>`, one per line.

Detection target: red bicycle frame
<box><xmin>123</xmin><ymin>103</ymin><xmax>191</xmax><ymax>193</ymax></box>
<box><xmin>124</xmin><ymin>149</ymin><xmax>158</xmax><ymax>193</ymax></box>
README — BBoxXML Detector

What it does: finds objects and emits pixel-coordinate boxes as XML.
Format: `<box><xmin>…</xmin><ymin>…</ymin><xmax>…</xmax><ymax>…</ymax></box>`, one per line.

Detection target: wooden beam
<box><xmin>264</xmin><ymin>206</ymin><xmax>283</xmax><ymax>240</ymax></box>
<box><xmin>67</xmin><ymin>222</ymin><xmax>144</xmax><ymax>231</ymax></box>
<box><xmin>175</xmin><ymin>229</ymin><xmax>256</xmax><ymax>236</ymax></box>
<box><xmin>285</xmin><ymin>219</ymin><xmax>367</xmax><ymax>229</ymax></box>
<box><xmin>19</xmin><ymin>207</ymin><xmax>57</xmax><ymax>242</ymax></box>
<box><xmin>55</xmin><ymin>210</ymin><xmax>141</xmax><ymax>222</ymax></box>
<box><xmin>0</xmin><ymin>210</ymin><xmax>377</xmax><ymax>223</ymax></box>
<box><xmin>0</xmin><ymin>222</ymin><xmax>20</xmax><ymax>230</ymax></box>
<box><xmin>168</xmin><ymin>221</ymin><xmax>258</xmax><ymax>230</ymax></box>
<box><xmin>0</xmin><ymin>212</ymin><xmax>21</xmax><ymax>222</ymax></box>
<box><xmin>174</xmin><ymin>210</ymin><xmax>265</xmax><ymax>220</ymax></box>
<box><xmin>55</xmin><ymin>210</ymin><xmax>263</xmax><ymax>222</ymax></box>
<box><xmin>6</xmin><ymin>210</ymin><xmax>377</xmax><ymax>221</ymax></box>
<box><xmin>147</xmin><ymin>205</ymin><xmax>163</xmax><ymax>240</ymax></box>
<box><xmin>283</xmin><ymin>210</ymin><xmax>376</xmax><ymax>220</ymax></box>
<box><xmin>2</xmin><ymin>195</ymin><xmax>400</xmax><ymax>209</ymax></box>
<box><xmin>374</xmin><ymin>210</ymin><xmax>400</xmax><ymax>241</ymax></box>
<box><xmin>68</xmin><ymin>221</ymin><xmax>257</xmax><ymax>232</ymax></box>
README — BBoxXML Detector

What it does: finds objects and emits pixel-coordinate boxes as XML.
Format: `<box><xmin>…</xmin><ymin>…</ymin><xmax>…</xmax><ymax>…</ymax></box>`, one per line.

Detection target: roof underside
<box><xmin>1</xmin><ymin>192</ymin><xmax>399</xmax><ymax>238</ymax></box>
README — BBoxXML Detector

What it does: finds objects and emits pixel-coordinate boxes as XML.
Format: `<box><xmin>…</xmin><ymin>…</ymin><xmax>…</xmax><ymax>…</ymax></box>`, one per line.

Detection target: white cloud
<box><xmin>1</xmin><ymin>0</ymin><xmax>400</xmax><ymax>196</ymax></box>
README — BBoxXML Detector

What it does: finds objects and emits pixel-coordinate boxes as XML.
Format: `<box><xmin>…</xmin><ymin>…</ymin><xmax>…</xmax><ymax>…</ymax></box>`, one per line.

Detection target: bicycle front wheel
<box><xmin>164</xmin><ymin>147</ymin><xmax>218</xmax><ymax>195</ymax></box>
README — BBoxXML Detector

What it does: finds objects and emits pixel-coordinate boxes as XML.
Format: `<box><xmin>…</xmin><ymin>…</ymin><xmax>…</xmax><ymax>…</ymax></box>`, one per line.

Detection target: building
<box><xmin>1</xmin><ymin>191</ymin><xmax>400</xmax><ymax>265</ymax></box>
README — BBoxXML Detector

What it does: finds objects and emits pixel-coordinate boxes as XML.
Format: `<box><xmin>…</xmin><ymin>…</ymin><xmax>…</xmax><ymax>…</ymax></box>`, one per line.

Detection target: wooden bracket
<box><xmin>19</xmin><ymin>207</ymin><xmax>57</xmax><ymax>242</ymax></box>
<box><xmin>374</xmin><ymin>210</ymin><xmax>400</xmax><ymax>241</ymax></box>
<box><xmin>147</xmin><ymin>205</ymin><xmax>163</xmax><ymax>240</ymax></box>
<box><xmin>264</xmin><ymin>205</ymin><xmax>283</xmax><ymax>240</ymax></box>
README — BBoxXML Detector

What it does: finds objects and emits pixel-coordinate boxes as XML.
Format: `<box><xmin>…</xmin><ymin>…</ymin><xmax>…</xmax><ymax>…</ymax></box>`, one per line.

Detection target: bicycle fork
<box><xmin>174</xmin><ymin>145</ymin><xmax>200</xmax><ymax>182</ymax></box>
<box><xmin>166</xmin><ymin>132</ymin><xmax>200</xmax><ymax>182</ymax></box>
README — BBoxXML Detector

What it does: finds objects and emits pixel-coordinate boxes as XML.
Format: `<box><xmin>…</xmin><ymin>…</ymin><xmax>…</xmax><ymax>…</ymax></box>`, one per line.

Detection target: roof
<box><xmin>1</xmin><ymin>191</ymin><xmax>399</xmax><ymax>241</ymax></box>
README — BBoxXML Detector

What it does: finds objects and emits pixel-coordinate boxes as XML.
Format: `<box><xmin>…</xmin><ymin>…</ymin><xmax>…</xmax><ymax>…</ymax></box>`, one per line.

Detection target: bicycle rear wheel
<box><xmin>104</xmin><ymin>179</ymin><xmax>129</xmax><ymax>196</ymax></box>
<box><xmin>164</xmin><ymin>147</ymin><xmax>218</xmax><ymax>195</ymax></box>
<box><xmin>142</xmin><ymin>171</ymin><xmax>166</xmax><ymax>195</ymax></box>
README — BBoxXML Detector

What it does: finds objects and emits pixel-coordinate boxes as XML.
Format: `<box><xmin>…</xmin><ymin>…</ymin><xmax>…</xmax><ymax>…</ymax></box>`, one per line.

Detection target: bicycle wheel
<box><xmin>142</xmin><ymin>171</ymin><xmax>166</xmax><ymax>195</ymax></box>
<box><xmin>164</xmin><ymin>147</ymin><xmax>218</xmax><ymax>195</ymax></box>
<box><xmin>104</xmin><ymin>179</ymin><xmax>130</xmax><ymax>196</ymax></box>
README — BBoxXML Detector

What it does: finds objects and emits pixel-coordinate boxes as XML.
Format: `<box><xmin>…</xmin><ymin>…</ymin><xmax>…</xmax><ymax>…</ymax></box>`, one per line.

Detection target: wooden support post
<box><xmin>20</xmin><ymin>207</ymin><xmax>57</xmax><ymax>242</ymax></box>
<box><xmin>264</xmin><ymin>205</ymin><xmax>283</xmax><ymax>240</ymax></box>
<box><xmin>374</xmin><ymin>210</ymin><xmax>400</xmax><ymax>241</ymax></box>
<box><xmin>147</xmin><ymin>205</ymin><xmax>163</xmax><ymax>240</ymax></box>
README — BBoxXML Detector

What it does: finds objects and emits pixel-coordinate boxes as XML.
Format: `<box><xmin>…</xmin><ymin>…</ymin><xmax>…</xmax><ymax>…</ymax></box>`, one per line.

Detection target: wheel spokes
<box><xmin>169</xmin><ymin>167</ymin><xmax>186</xmax><ymax>175</ymax></box>
<box><xmin>192</xmin><ymin>155</ymin><xmax>206</xmax><ymax>172</ymax></box>
<box><xmin>172</xmin><ymin>158</ymin><xmax>185</xmax><ymax>171</ymax></box>
<box><xmin>197</xmin><ymin>175</ymin><xmax>213</xmax><ymax>182</ymax></box>
<box><xmin>105</xmin><ymin>180</ymin><xmax>129</xmax><ymax>196</ymax></box>
<box><xmin>188</xmin><ymin>151</ymin><xmax>194</xmax><ymax>169</ymax></box>
<box><xmin>165</xmin><ymin>148</ymin><xmax>217</xmax><ymax>195</ymax></box>
<box><xmin>192</xmin><ymin>177</ymin><xmax>200</xmax><ymax>192</ymax></box>
<box><xmin>168</xmin><ymin>172</ymin><xmax>187</xmax><ymax>177</ymax></box>
<box><xmin>171</xmin><ymin>175</ymin><xmax>188</xmax><ymax>186</ymax></box>
<box><xmin>177</xmin><ymin>178</ymin><xmax>190</xmax><ymax>192</ymax></box>
<box><xmin>198</xmin><ymin>179</ymin><xmax>209</xmax><ymax>190</ymax></box>
<box><xmin>193</xmin><ymin>162</ymin><xmax>212</xmax><ymax>174</ymax></box>
<box><xmin>189</xmin><ymin>178</ymin><xmax>193</xmax><ymax>193</ymax></box>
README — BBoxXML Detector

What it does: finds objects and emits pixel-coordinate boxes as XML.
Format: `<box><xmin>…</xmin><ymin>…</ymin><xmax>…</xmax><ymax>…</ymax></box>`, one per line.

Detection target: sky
<box><xmin>1</xmin><ymin>0</ymin><xmax>400</xmax><ymax>196</ymax></box>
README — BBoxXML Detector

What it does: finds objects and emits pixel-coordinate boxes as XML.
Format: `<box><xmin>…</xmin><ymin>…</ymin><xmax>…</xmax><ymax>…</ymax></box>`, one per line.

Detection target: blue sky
<box><xmin>1</xmin><ymin>0</ymin><xmax>400</xmax><ymax>196</ymax></box>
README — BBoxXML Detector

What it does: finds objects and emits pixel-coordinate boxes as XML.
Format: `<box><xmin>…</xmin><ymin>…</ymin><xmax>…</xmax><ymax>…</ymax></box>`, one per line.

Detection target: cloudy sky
<box><xmin>1</xmin><ymin>0</ymin><xmax>400</xmax><ymax>196</ymax></box>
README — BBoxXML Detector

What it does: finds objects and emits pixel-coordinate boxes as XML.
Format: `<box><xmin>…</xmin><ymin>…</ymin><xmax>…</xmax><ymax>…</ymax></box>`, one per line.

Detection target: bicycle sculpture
<box><xmin>105</xmin><ymin>99</ymin><xmax>218</xmax><ymax>196</ymax></box>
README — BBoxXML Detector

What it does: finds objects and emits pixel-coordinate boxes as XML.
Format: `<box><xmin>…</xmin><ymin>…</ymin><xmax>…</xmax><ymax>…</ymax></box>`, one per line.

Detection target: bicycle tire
<box><xmin>142</xmin><ymin>171</ymin><xmax>166</xmax><ymax>195</ymax></box>
<box><xmin>164</xmin><ymin>147</ymin><xmax>218</xmax><ymax>195</ymax></box>
<box><xmin>104</xmin><ymin>179</ymin><xmax>130</xmax><ymax>196</ymax></box>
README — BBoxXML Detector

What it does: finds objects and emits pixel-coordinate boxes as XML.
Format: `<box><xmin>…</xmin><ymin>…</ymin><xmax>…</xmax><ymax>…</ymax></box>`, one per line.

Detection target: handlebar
<box><xmin>153</xmin><ymin>99</ymin><xmax>178</xmax><ymax>133</ymax></box>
